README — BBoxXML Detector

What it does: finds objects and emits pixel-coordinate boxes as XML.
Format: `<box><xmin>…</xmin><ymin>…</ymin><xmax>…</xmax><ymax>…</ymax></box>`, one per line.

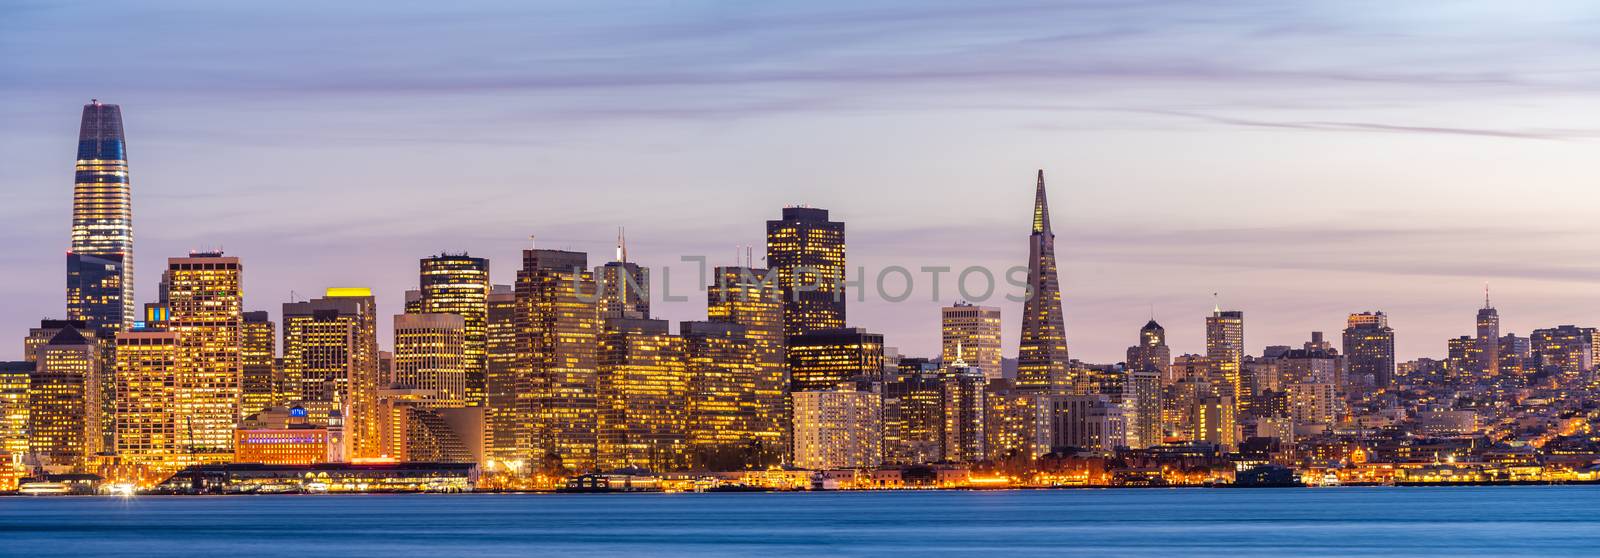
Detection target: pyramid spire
<box><xmin>616</xmin><ymin>227</ymin><xmax>627</xmax><ymax>263</ymax></box>
<box><xmin>1032</xmin><ymin>169</ymin><xmax>1051</xmax><ymax>234</ymax></box>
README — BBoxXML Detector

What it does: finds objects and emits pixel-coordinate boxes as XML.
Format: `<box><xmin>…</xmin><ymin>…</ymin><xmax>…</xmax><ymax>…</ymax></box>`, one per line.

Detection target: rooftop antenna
<box><xmin>1212</xmin><ymin>292</ymin><xmax>1220</xmax><ymax>313</ymax></box>
<box><xmin>1484</xmin><ymin>282</ymin><xmax>1491</xmax><ymax>309</ymax></box>
<box><xmin>745</xmin><ymin>245</ymin><xmax>754</xmax><ymax>268</ymax></box>
<box><xmin>616</xmin><ymin>227</ymin><xmax>626</xmax><ymax>263</ymax></box>
<box><xmin>529</xmin><ymin>234</ymin><xmax>537</xmax><ymax>250</ymax></box>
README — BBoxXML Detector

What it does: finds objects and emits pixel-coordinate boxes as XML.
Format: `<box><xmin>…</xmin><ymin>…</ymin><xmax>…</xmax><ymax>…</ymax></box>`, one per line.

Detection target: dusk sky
<box><xmin>4</xmin><ymin>1</ymin><xmax>1600</xmax><ymax>363</ymax></box>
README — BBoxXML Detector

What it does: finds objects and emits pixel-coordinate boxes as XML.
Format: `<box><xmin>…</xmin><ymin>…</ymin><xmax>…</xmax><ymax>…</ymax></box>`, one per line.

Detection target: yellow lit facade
<box><xmin>164</xmin><ymin>253</ymin><xmax>244</xmax><ymax>463</ymax></box>
<box><xmin>419</xmin><ymin>254</ymin><xmax>490</xmax><ymax>406</ymax></box>
<box><xmin>67</xmin><ymin>100</ymin><xmax>135</xmax><ymax>335</ymax></box>
<box><xmin>1205</xmin><ymin>309</ymin><xmax>1244</xmax><ymax>445</ymax></box>
<box><xmin>0</xmin><ymin>363</ymin><xmax>29</xmax><ymax>487</ymax></box>
<box><xmin>240</xmin><ymin>311</ymin><xmax>276</xmax><ymax>417</ymax></box>
<box><xmin>30</xmin><ymin>329</ymin><xmax>102</xmax><ymax>473</ymax></box>
<box><xmin>787</xmin><ymin>328</ymin><xmax>884</xmax><ymax>392</ymax></box>
<box><xmin>484</xmin><ymin>285</ymin><xmax>520</xmax><ymax>469</ymax></box>
<box><xmin>766</xmin><ymin>207</ymin><xmax>846</xmax><ymax>338</ymax></box>
<box><xmin>1017</xmin><ymin>171</ymin><xmax>1071</xmax><ymax>394</ymax></box>
<box><xmin>282</xmin><ymin>290</ymin><xmax>379</xmax><ymax>458</ymax></box>
<box><xmin>115</xmin><ymin>331</ymin><xmax>184</xmax><ymax>471</ymax></box>
<box><xmin>515</xmin><ymin>249</ymin><xmax>599</xmax><ymax>472</ymax></box>
<box><xmin>705</xmin><ymin>265</ymin><xmax>787</xmax><ymax>466</ymax></box>
<box><xmin>392</xmin><ymin>313</ymin><xmax>468</xmax><ymax>408</ymax></box>
<box><xmin>941</xmin><ymin>303</ymin><xmax>1002</xmax><ymax>380</ymax></box>
<box><xmin>597</xmin><ymin>318</ymin><xmax>688</xmax><ymax>472</ymax></box>
<box><xmin>682</xmin><ymin>321</ymin><xmax>782</xmax><ymax>469</ymax></box>
<box><xmin>792</xmin><ymin>388</ymin><xmax>881</xmax><ymax>470</ymax></box>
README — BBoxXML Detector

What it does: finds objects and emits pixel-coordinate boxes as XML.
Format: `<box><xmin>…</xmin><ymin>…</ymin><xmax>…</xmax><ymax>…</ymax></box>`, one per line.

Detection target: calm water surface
<box><xmin>2</xmin><ymin>486</ymin><xmax>1597</xmax><ymax>556</ymax></box>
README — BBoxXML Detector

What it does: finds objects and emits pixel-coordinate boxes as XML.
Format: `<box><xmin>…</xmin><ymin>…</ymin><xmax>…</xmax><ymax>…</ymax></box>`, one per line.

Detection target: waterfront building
<box><xmin>240</xmin><ymin>311</ymin><xmax>276</xmax><ymax>417</ymax></box>
<box><xmin>1016</xmin><ymin>170</ymin><xmax>1071</xmax><ymax>394</ymax></box>
<box><xmin>706</xmin><ymin>265</ymin><xmax>787</xmax><ymax>465</ymax></box>
<box><xmin>882</xmin><ymin>370</ymin><xmax>945</xmax><ymax>465</ymax></box>
<box><xmin>418</xmin><ymin>253</ymin><xmax>490</xmax><ymax>407</ymax></box>
<box><xmin>483</xmin><ymin>285</ymin><xmax>520</xmax><ymax>470</ymax></box>
<box><xmin>154</xmin><ymin>462</ymin><xmax>475</xmax><ymax>494</ymax></box>
<box><xmin>514</xmin><ymin>249</ymin><xmax>599</xmax><ymax>472</ymax></box>
<box><xmin>67</xmin><ymin>100</ymin><xmax>135</xmax><ymax>338</ymax></box>
<box><xmin>682</xmin><ymin>320</ymin><xmax>780</xmax><ymax>470</ymax></box>
<box><xmin>766</xmin><ymin>207</ymin><xmax>846</xmax><ymax>338</ymax></box>
<box><xmin>280</xmin><ymin>289</ymin><xmax>379</xmax><ymax>435</ymax></box>
<box><xmin>1343</xmin><ymin>311</ymin><xmax>1395</xmax><ymax>389</ymax></box>
<box><xmin>163</xmin><ymin>251</ymin><xmax>243</xmax><ymax>463</ymax></box>
<box><xmin>29</xmin><ymin>327</ymin><xmax>101</xmax><ymax>472</ymax></box>
<box><xmin>942</xmin><ymin>303</ymin><xmax>1002</xmax><ymax>380</ymax></box>
<box><xmin>788</xmin><ymin>328</ymin><xmax>884</xmax><ymax>391</ymax></box>
<box><xmin>1126</xmin><ymin>319</ymin><xmax>1172</xmax><ymax>376</ymax></box>
<box><xmin>942</xmin><ymin>358</ymin><xmax>987</xmax><ymax>462</ymax></box>
<box><xmin>792</xmin><ymin>388</ymin><xmax>882</xmax><ymax>470</ymax></box>
<box><xmin>983</xmin><ymin>380</ymin><xmax>1051</xmax><ymax>461</ymax></box>
<box><xmin>376</xmin><ymin>388</ymin><xmax>475</xmax><ymax>463</ymax></box>
<box><xmin>597</xmin><ymin>318</ymin><xmax>688</xmax><ymax>472</ymax></box>
<box><xmin>1124</xmin><ymin>368</ymin><xmax>1161</xmax><ymax>449</ymax></box>
<box><xmin>1051</xmin><ymin>394</ymin><xmax>1126</xmax><ymax>452</ymax></box>
<box><xmin>0</xmin><ymin>362</ymin><xmax>31</xmax><ymax>486</ymax></box>
<box><xmin>114</xmin><ymin>330</ymin><xmax>184</xmax><ymax>471</ymax></box>
<box><xmin>234</xmin><ymin>406</ymin><xmax>330</xmax><ymax>465</ymax></box>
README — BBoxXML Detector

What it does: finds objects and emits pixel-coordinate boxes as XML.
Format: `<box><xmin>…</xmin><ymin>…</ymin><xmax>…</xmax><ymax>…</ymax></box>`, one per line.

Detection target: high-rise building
<box><xmin>114</xmin><ymin>330</ymin><xmax>184</xmax><ymax>474</ymax></box>
<box><xmin>1476</xmin><ymin>292</ymin><xmax>1500</xmax><ymax>379</ymax></box>
<box><xmin>1051</xmin><ymin>394</ymin><xmax>1126</xmax><ymax>452</ymax></box>
<box><xmin>1206</xmin><ymin>308</ymin><xmax>1245</xmax><ymax>397</ymax></box>
<box><xmin>682</xmin><ymin>320</ymin><xmax>781</xmax><ymax>470</ymax></box>
<box><xmin>240</xmin><ymin>311</ymin><xmax>276</xmax><ymax>417</ymax></box>
<box><xmin>787</xmin><ymin>328</ymin><xmax>884</xmax><ymax>391</ymax></box>
<box><xmin>1343</xmin><ymin>311</ymin><xmax>1395</xmax><ymax>389</ymax></box>
<box><xmin>0</xmin><ymin>362</ymin><xmax>31</xmax><ymax>487</ymax></box>
<box><xmin>419</xmin><ymin>253</ymin><xmax>490</xmax><ymax>406</ymax></box>
<box><xmin>1446</xmin><ymin>335</ymin><xmax>1479</xmax><ymax>383</ymax></box>
<box><xmin>766</xmin><ymin>207</ymin><xmax>846</xmax><ymax>338</ymax></box>
<box><xmin>983</xmin><ymin>380</ymin><xmax>1051</xmax><ymax>462</ymax></box>
<box><xmin>392</xmin><ymin>313</ymin><xmax>468</xmax><ymax>408</ymax></box>
<box><xmin>597</xmin><ymin>318</ymin><xmax>688</xmax><ymax>472</ymax></box>
<box><xmin>280</xmin><ymin>290</ymin><xmax>379</xmax><ymax>432</ymax></box>
<box><xmin>515</xmin><ymin>249</ymin><xmax>599</xmax><ymax>472</ymax></box>
<box><xmin>1530</xmin><ymin>325</ymin><xmax>1596</xmax><ymax>379</ymax></box>
<box><xmin>163</xmin><ymin>252</ymin><xmax>243</xmax><ymax>463</ymax></box>
<box><xmin>67</xmin><ymin>100</ymin><xmax>134</xmax><ymax>338</ymax></box>
<box><xmin>941</xmin><ymin>359</ymin><xmax>987</xmax><ymax>462</ymax></box>
<box><xmin>942</xmin><ymin>303</ymin><xmax>1002</xmax><ymax>380</ymax></box>
<box><xmin>29</xmin><ymin>327</ymin><xmax>102</xmax><ymax>472</ymax></box>
<box><xmin>882</xmin><ymin>369</ymin><xmax>945</xmax><ymax>465</ymax></box>
<box><xmin>1192</xmin><ymin>394</ymin><xmax>1237</xmax><ymax>450</ymax></box>
<box><xmin>1126</xmin><ymin>320</ymin><xmax>1172</xmax><ymax>375</ymax></box>
<box><xmin>706</xmin><ymin>266</ymin><xmax>787</xmax><ymax>465</ymax></box>
<box><xmin>791</xmin><ymin>388</ymin><xmax>881</xmax><ymax>470</ymax></box>
<box><xmin>483</xmin><ymin>285</ymin><xmax>520</xmax><ymax>470</ymax></box>
<box><xmin>596</xmin><ymin>231</ymin><xmax>649</xmax><ymax>320</ymax></box>
<box><xmin>1168</xmin><ymin>354</ymin><xmax>1208</xmax><ymax>385</ymax></box>
<box><xmin>1017</xmin><ymin>170</ymin><xmax>1070</xmax><ymax>393</ymax></box>
<box><xmin>1498</xmin><ymin>334</ymin><xmax>1531</xmax><ymax>379</ymax></box>
<box><xmin>1124</xmin><ymin>369</ymin><xmax>1161</xmax><ymax>449</ymax></box>
<box><xmin>24</xmin><ymin>319</ymin><xmax>88</xmax><ymax>363</ymax></box>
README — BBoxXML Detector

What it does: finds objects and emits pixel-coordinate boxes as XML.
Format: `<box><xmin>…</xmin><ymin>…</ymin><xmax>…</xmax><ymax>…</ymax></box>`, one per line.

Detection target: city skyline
<box><xmin>7</xmin><ymin>2</ymin><xmax>1600</xmax><ymax>365</ymax></box>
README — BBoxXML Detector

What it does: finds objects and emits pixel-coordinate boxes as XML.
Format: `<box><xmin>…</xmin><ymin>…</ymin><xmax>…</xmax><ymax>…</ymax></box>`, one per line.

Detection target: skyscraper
<box><xmin>705</xmin><ymin>265</ymin><xmax>787</xmax><ymax>466</ymax></box>
<box><xmin>597</xmin><ymin>318</ymin><xmax>688</xmax><ymax>472</ymax></box>
<box><xmin>788</xmin><ymin>328</ymin><xmax>885</xmax><ymax>391</ymax></box>
<box><xmin>766</xmin><ymin>207</ymin><xmax>846</xmax><ymax>338</ymax></box>
<box><xmin>791</xmin><ymin>388</ymin><xmax>882</xmax><ymax>470</ymax></box>
<box><xmin>682</xmin><ymin>320</ymin><xmax>780</xmax><ymax>470</ymax></box>
<box><xmin>419</xmin><ymin>253</ymin><xmax>490</xmax><ymax>406</ymax></box>
<box><xmin>280</xmin><ymin>288</ymin><xmax>379</xmax><ymax>458</ymax></box>
<box><xmin>1205</xmin><ymin>308</ymin><xmax>1244</xmax><ymax>447</ymax></box>
<box><xmin>1017</xmin><ymin>170</ymin><xmax>1070</xmax><ymax>393</ymax></box>
<box><xmin>941</xmin><ymin>302</ymin><xmax>1002</xmax><ymax>380</ymax></box>
<box><xmin>240</xmin><ymin>311</ymin><xmax>277</xmax><ymax>417</ymax></box>
<box><xmin>1126</xmin><ymin>319</ymin><xmax>1172</xmax><ymax>375</ymax></box>
<box><xmin>392</xmin><ymin>313</ymin><xmax>468</xmax><ymax>408</ymax></box>
<box><xmin>114</xmin><ymin>330</ymin><xmax>184</xmax><ymax>474</ymax></box>
<box><xmin>515</xmin><ymin>249</ymin><xmax>599</xmax><ymax>472</ymax></box>
<box><xmin>164</xmin><ymin>251</ymin><xmax>244</xmax><ymax>463</ymax></box>
<box><xmin>596</xmin><ymin>230</ymin><xmax>650</xmax><ymax>320</ymax></box>
<box><xmin>1476</xmin><ymin>291</ymin><xmax>1500</xmax><ymax>380</ymax></box>
<box><xmin>484</xmin><ymin>285</ymin><xmax>520</xmax><ymax>470</ymax></box>
<box><xmin>67</xmin><ymin>100</ymin><xmax>134</xmax><ymax>338</ymax></box>
<box><xmin>29</xmin><ymin>327</ymin><xmax>102</xmax><ymax>472</ymax></box>
<box><xmin>1343</xmin><ymin>311</ymin><xmax>1395</xmax><ymax>389</ymax></box>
